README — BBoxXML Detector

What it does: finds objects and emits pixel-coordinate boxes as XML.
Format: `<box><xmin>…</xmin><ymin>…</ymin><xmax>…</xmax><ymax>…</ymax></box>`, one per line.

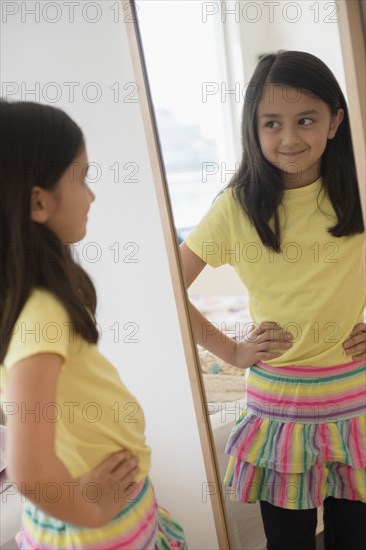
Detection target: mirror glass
<box><xmin>136</xmin><ymin>1</ymin><xmax>354</xmax><ymax>548</ymax></box>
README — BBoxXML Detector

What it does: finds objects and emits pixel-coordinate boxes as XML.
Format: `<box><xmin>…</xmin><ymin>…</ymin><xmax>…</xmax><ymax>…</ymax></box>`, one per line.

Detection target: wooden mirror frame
<box><xmin>338</xmin><ymin>0</ymin><xmax>366</xmax><ymax>224</ymax></box>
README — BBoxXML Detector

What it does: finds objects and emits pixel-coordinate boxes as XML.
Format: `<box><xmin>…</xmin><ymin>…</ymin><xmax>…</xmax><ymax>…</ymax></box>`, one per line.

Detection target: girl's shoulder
<box><xmin>211</xmin><ymin>186</ymin><xmax>241</xmax><ymax>214</ymax></box>
<box><xmin>3</xmin><ymin>287</ymin><xmax>72</xmax><ymax>370</ymax></box>
<box><xmin>18</xmin><ymin>286</ymin><xmax>70</xmax><ymax>324</ymax></box>
<box><xmin>216</xmin><ymin>186</ymin><xmax>236</xmax><ymax>202</ymax></box>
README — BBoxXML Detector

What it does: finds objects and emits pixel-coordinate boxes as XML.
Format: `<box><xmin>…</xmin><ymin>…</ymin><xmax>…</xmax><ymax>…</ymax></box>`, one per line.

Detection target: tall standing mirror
<box><xmin>127</xmin><ymin>1</ymin><xmax>366</xmax><ymax>548</ymax></box>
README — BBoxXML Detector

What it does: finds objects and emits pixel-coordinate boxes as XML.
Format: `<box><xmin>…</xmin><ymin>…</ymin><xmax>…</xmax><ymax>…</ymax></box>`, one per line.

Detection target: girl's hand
<box><xmin>233</xmin><ymin>322</ymin><xmax>293</xmax><ymax>369</ymax></box>
<box><xmin>75</xmin><ymin>450</ymin><xmax>140</xmax><ymax>527</ymax></box>
<box><xmin>343</xmin><ymin>323</ymin><xmax>366</xmax><ymax>362</ymax></box>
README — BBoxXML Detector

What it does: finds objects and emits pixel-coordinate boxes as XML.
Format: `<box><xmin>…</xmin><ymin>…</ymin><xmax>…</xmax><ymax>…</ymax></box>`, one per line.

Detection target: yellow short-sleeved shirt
<box><xmin>0</xmin><ymin>288</ymin><xmax>151</xmax><ymax>480</ymax></box>
<box><xmin>185</xmin><ymin>177</ymin><xmax>366</xmax><ymax>367</ymax></box>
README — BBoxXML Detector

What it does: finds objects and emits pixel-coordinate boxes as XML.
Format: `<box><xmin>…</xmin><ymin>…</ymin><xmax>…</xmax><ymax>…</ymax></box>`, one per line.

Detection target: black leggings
<box><xmin>260</xmin><ymin>497</ymin><xmax>366</xmax><ymax>550</ymax></box>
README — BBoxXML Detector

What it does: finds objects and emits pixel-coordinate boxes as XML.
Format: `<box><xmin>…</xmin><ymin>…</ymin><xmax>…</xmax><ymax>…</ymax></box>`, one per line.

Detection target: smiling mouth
<box><xmin>279</xmin><ymin>149</ymin><xmax>307</xmax><ymax>156</ymax></box>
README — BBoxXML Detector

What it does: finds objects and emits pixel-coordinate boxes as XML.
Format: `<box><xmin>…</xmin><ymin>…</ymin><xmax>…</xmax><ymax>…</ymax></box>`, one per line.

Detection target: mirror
<box><xmin>131</xmin><ymin>1</ymin><xmax>366</xmax><ymax>548</ymax></box>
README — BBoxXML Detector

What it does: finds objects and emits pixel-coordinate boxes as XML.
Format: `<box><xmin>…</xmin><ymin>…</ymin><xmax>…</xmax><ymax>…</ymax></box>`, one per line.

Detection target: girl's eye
<box><xmin>265</xmin><ymin>120</ymin><xmax>279</xmax><ymax>128</ymax></box>
<box><xmin>299</xmin><ymin>118</ymin><xmax>313</xmax><ymax>126</ymax></box>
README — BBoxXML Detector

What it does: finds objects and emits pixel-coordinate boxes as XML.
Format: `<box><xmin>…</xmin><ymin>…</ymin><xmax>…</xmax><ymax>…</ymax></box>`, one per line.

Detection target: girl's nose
<box><xmin>281</xmin><ymin>128</ymin><xmax>300</xmax><ymax>147</ymax></box>
<box><xmin>87</xmin><ymin>185</ymin><xmax>96</xmax><ymax>202</ymax></box>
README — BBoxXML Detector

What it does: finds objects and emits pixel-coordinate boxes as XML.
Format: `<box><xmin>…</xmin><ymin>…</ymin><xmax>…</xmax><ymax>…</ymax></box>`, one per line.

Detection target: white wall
<box><xmin>236</xmin><ymin>0</ymin><xmax>346</xmax><ymax>94</ymax></box>
<box><xmin>1</xmin><ymin>1</ymin><xmax>218</xmax><ymax>547</ymax></box>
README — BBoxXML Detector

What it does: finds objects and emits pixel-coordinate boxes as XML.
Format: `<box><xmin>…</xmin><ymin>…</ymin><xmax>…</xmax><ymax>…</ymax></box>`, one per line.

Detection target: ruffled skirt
<box><xmin>16</xmin><ymin>477</ymin><xmax>187</xmax><ymax>549</ymax></box>
<box><xmin>224</xmin><ymin>359</ymin><xmax>366</xmax><ymax>510</ymax></box>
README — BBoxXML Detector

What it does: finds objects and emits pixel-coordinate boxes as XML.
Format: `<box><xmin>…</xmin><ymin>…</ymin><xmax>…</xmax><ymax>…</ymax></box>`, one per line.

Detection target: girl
<box><xmin>180</xmin><ymin>51</ymin><xmax>365</xmax><ymax>550</ymax></box>
<box><xmin>0</xmin><ymin>99</ymin><xmax>187</xmax><ymax>550</ymax></box>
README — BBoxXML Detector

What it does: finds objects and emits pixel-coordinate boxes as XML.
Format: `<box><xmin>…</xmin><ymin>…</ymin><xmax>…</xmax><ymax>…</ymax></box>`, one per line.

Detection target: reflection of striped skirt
<box><xmin>224</xmin><ymin>359</ymin><xmax>366</xmax><ymax>510</ymax></box>
<box><xmin>16</xmin><ymin>477</ymin><xmax>187</xmax><ymax>549</ymax></box>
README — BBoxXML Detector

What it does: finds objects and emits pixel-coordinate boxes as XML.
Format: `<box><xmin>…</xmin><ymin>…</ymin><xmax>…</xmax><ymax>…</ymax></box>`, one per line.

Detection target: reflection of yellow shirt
<box><xmin>1</xmin><ymin>288</ymin><xmax>151</xmax><ymax>480</ymax></box>
<box><xmin>185</xmin><ymin>178</ymin><xmax>366</xmax><ymax>367</ymax></box>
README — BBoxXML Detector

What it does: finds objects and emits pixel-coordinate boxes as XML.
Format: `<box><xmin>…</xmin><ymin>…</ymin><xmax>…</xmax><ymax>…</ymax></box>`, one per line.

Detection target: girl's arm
<box><xmin>6</xmin><ymin>352</ymin><xmax>139</xmax><ymax>528</ymax></box>
<box><xmin>180</xmin><ymin>242</ymin><xmax>237</xmax><ymax>364</ymax></box>
<box><xmin>179</xmin><ymin>242</ymin><xmax>293</xmax><ymax>368</ymax></box>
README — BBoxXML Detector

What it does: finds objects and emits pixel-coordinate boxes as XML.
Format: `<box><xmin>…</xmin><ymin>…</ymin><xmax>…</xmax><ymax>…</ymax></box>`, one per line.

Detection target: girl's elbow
<box><xmin>6</xmin><ymin>466</ymin><xmax>35</xmax><ymax>494</ymax></box>
<box><xmin>7</xmin><ymin>458</ymin><xmax>50</xmax><ymax>489</ymax></box>
<box><xmin>7</xmin><ymin>464</ymin><xmax>36</xmax><ymax>489</ymax></box>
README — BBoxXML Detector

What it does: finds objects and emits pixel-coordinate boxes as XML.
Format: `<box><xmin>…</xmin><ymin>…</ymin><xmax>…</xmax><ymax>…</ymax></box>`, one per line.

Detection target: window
<box><xmin>138</xmin><ymin>1</ymin><xmax>238</xmax><ymax>231</ymax></box>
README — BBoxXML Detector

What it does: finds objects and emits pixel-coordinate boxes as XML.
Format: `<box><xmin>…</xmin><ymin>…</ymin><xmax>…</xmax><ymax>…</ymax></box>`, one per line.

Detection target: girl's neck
<box><xmin>282</xmin><ymin>162</ymin><xmax>321</xmax><ymax>189</ymax></box>
<box><xmin>282</xmin><ymin>172</ymin><xmax>321</xmax><ymax>190</ymax></box>
<box><xmin>283</xmin><ymin>179</ymin><xmax>319</xmax><ymax>190</ymax></box>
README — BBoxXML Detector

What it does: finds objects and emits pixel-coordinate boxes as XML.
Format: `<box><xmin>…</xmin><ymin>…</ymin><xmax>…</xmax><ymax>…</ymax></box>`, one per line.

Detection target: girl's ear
<box><xmin>30</xmin><ymin>187</ymin><xmax>53</xmax><ymax>223</ymax></box>
<box><xmin>327</xmin><ymin>108</ymin><xmax>344</xmax><ymax>140</ymax></box>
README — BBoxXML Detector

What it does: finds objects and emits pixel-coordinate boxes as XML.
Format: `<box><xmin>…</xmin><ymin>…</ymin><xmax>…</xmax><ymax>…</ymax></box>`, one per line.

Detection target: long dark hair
<box><xmin>0</xmin><ymin>99</ymin><xmax>99</xmax><ymax>363</ymax></box>
<box><xmin>225</xmin><ymin>50</ymin><xmax>364</xmax><ymax>253</ymax></box>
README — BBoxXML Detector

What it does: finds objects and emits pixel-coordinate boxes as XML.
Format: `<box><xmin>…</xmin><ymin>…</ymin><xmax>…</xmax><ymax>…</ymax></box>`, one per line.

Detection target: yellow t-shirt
<box><xmin>185</xmin><ymin>177</ymin><xmax>366</xmax><ymax>367</ymax></box>
<box><xmin>0</xmin><ymin>288</ymin><xmax>151</xmax><ymax>480</ymax></box>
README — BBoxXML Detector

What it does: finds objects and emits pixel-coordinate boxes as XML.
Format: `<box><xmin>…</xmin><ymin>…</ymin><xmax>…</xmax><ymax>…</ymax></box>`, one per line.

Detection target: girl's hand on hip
<box><xmin>234</xmin><ymin>322</ymin><xmax>293</xmax><ymax>369</ymax></box>
<box><xmin>76</xmin><ymin>450</ymin><xmax>140</xmax><ymax>527</ymax></box>
<box><xmin>343</xmin><ymin>323</ymin><xmax>366</xmax><ymax>362</ymax></box>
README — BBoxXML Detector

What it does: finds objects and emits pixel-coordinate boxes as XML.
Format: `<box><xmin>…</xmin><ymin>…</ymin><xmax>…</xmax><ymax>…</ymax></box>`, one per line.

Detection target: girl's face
<box><xmin>31</xmin><ymin>147</ymin><xmax>95</xmax><ymax>243</ymax></box>
<box><xmin>256</xmin><ymin>84</ymin><xmax>344</xmax><ymax>188</ymax></box>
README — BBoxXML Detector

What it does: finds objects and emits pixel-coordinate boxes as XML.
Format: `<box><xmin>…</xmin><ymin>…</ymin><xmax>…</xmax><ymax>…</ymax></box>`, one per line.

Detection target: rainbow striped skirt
<box><xmin>225</xmin><ymin>359</ymin><xmax>366</xmax><ymax>510</ymax></box>
<box><xmin>16</xmin><ymin>477</ymin><xmax>187</xmax><ymax>549</ymax></box>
